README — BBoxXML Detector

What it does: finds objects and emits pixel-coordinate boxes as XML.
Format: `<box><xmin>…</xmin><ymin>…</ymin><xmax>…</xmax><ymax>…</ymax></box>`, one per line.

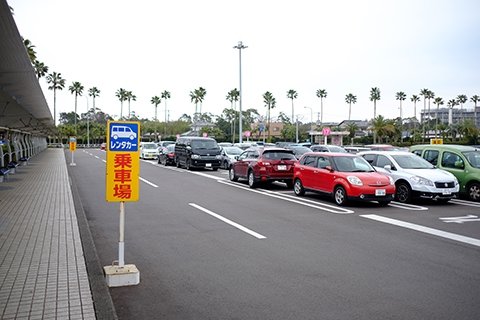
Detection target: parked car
<box><xmin>293</xmin><ymin>152</ymin><xmax>395</xmax><ymax>206</ymax></box>
<box><xmin>157</xmin><ymin>140</ymin><xmax>175</xmax><ymax>149</ymax></box>
<box><xmin>218</xmin><ymin>142</ymin><xmax>233</xmax><ymax>147</ymax></box>
<box><xmin>100</xmin><ymin>142</ymin><xmax>106</xmax><ymax>150</ymax></box>
<box><xmin>158</xmin><ymin>144</ymin><xmax>175</xmax><ymax>166</ymax></box>
<box><xmin>410</xmin><ymin>144</ymin><xmax>480</xmax><ymax>201</ymax></box>
<box><xmin>220</xmin><ymin>146</ymin><xmax>244</xmax><ymax>169</ymax></box>
<box><xmin>358</xmin><ymin>150</ymin><xmax>459</xmax><ymax>203</ymax></box>
<box><xmin>140</xmin><ymin>142</ymin><xmax>160</xmax><ymax>159</ymax></box>
<box><xmin>175</xmin><ymin>137</ymin><xmax>222</xmax><ymax>170</ymax></box>
<box><xmin>285</xmin><ymin>145</ymin><xmax>312</xmax><ymax>159</ymax></box>
<box><xmin>310</xmin><ymin>144</ymin><xmax>347</xmax><ymax>153</ymax></box>
<box><xmin>343</xmin><ymin>146</ymin><xmax>371</xmax><ymax>154</ymax></box>
<box><xmin>229</xmin><ymin>147</ymin><xmax>297</xmax><ymax>188</ymax></box>
<box><xmin>364</xmin><ymin>144</ymin><xmax>397</xmax><ymax>151</ymax></box>
<box><xmin>234</xmin><ymin>142</ymin><xmax>258</xmax><ymax>150</ymax></box>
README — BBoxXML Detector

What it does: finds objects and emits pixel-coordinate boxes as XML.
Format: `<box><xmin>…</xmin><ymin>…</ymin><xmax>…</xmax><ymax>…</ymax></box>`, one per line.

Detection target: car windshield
<box><xmin>191</xmin><ymin>140</ymin><xmax>219</xmax><ymax>149</ymax></box>
<box><xmin>166</xmin><ymin>144</ymin><xmax>175</xmax><ymax>152</ymax></box>
<box><xmin>142</xmin><ymin>143</ymin><xmax>157</xmax><ymax>149</ymax></box>
<box><xmin>224</xmin><ymin>147</ymin><xmax>243</xmax><ymax>155</ymax></box>
<box><xmin>463</xmin><ymin>151</ymin><xmax>480</xmax><ymax>168</ymax></box>
<box><xmin>391</xmin><ymin>154</ymin><xmax>434</xmax><ymax>169</ymax></box>
<box><xmin>333</xmin><ymin>156</ymin><xmax>375</xmax><ymax>172</ymax></box>
<box><xmin>262</xmin><ymin>151</ymin><xmax>296</xmax><ymax>160</ymax></box>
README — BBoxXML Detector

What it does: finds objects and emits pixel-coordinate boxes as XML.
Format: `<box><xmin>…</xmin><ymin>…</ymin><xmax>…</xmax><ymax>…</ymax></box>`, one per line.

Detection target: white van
<box><xmin>111</xmin><ymin>126</ymin><xmax>137</xmax><ymax>140</ymax></box>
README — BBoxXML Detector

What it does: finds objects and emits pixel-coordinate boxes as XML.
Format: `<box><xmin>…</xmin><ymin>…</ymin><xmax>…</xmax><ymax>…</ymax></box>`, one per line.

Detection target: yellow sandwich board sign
<box><xmin>105</xmin><ymin>121</ymin><xmax>140</xmax><ymax>202</ymax></box>
<box><xmin>69</xmin><ymin>136</ymin><xmax>76</xmax><ymax>151</ymax></box>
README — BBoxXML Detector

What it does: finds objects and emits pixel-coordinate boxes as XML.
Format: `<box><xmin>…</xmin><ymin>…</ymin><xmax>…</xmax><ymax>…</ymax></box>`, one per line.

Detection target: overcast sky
<box><xmin>9</xmin><ymin>0</ymin><xmax>480</xmax><ymax>125</ymax></box>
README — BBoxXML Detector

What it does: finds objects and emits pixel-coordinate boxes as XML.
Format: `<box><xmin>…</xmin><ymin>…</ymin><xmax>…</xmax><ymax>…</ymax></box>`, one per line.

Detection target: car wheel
<box><xmin>222</xmin><ymin>161</ymin><xmax>228</xmax><ymax>170</ymax></box>
<box><xmin>229</xmin><ymin>167</ymin><xmax>238</xmax><ymax>181</ymax></box>
<box><xmin>293</xmin><ymin>179</ymin><xmax>305</xmax><ymax>196</ymax></box>
<box><xmin>158</xmin><ymin>157</ymin><xmax>161</xmax><ymax>164</ymax></box>
<box><xmin>467</xmin><ymin>182</ymin><xmax>480</xmax><ymax>201</ymax></box>
<box><xmin>378</xmin><ymin>200</ymin><xmax>391</xmax><ymax>206</ymax></box>
<box><xmin>395</xmin><ymin>182</ymin><xmax>412</xmax><ymax>203</ymax></box>
<box><xmin>334</xmin><ymin>186</ymin><xmax>348</xmax><ymax>206</ymax></box>
<box><xmin>248</xmin><ymin>171</ymin><xmax>257</xmax><ymax>188</ymax></box>
<box><xmin>185</xmin><ymin>159</ymin><xmax>191</xmax><ymax>170</ymax></box>
<box><xmin>176</xmin><ymin>158</ymin><xmax>181</xmax><ymax>168</ymax></box>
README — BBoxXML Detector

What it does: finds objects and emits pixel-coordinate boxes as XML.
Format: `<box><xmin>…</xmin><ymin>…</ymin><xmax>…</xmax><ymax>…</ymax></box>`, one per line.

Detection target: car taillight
<box><xmin>168</xmin><ymin>152</ymin><xmax>174</xmax><ymax>156</ymax></box>
<box><xmin>257</xmin><ymin>161</ymin><xmax>271</xmax><ymax>166</ymax></box>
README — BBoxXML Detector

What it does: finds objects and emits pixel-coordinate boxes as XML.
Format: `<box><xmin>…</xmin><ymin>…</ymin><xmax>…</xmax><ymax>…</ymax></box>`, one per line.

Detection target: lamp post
<box><xmin>234</xmin><ymin>41</ymin><xmax>247</xmax><ymax>143</ymax></box>
<box><xmin>86</xmin><ymin>95</ymin><xmax>90</xmax><ymax>147</ymax></box>
<box><xmin>305</xmin><ymin>106</ymin><xmax>313</xmax><ymax>143</ymax></box>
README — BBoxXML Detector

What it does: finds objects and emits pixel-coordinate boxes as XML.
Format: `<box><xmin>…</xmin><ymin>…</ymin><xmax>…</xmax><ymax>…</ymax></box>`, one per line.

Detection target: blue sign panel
<box><xmin>108</xmin><ymin>122</ymin><xmax>139</xmax><ymax>151</ymax></box>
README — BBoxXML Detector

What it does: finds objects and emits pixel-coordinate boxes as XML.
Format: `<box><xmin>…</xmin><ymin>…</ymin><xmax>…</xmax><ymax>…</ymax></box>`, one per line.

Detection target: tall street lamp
<box><xmin>234</xmin><ymin>41</ymin><xmax>247</xmax><ymax>143</ymax></box>
<box><xmin>305</xmin><ymin>106</ymin><xmax>313</xmax><ymax>143</ymax></box>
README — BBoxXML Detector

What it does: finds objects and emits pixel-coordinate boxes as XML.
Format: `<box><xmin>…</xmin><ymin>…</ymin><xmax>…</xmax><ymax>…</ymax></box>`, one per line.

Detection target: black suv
<box><xmin>175</xmin><ymin>137</ymin><xmax>222</xmax><ymax>170</ymax></box>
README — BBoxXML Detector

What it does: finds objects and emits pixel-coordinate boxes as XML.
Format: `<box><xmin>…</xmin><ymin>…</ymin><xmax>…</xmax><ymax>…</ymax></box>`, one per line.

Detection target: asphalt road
<box><xmin>67</xmin><ymin>149</ymin><xmax>480</xmax><ymax>320</ymax></box>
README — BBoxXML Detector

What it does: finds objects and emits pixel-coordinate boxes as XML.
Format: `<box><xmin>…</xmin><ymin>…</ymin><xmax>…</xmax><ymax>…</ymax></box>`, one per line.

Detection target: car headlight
<box><xmin>347</xmin><ymin>176</ymin><xmax>363</xmax><ymax>186</ymax></box>
<box><xmin>410</xmin><ymin>176</ymin><xmax>434</xmax><ymax>186</ymax></box>
<box><xmin>191</xmin><ymin>154</ymin><xmax>200</xmax><ymax>159</ymax></box>
<box><xmin>216</xmin><ymin>155</ymin><xmax>222</xmax><ymax>159</ymax></box>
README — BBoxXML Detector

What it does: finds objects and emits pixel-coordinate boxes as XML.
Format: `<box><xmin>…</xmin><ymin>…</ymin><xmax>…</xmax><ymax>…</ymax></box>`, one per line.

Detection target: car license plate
<box><xmin>205</xmin><ymin>163</ymin><xmax>212</xmax><ymax>167</ymax></box>
<box><xmin>375</xmin><ymin>189</ymin><xmax>386</xmax><ymax>196</ymax></box>
<box><xmin>442</xmin><ymin>190</ymin><xmax>451</xmax><ymax>195</ymax></box>
<box><xmin>277</xmin><ymin>165</ymin><xmax>287</xmax><ymax>170</ymax></box>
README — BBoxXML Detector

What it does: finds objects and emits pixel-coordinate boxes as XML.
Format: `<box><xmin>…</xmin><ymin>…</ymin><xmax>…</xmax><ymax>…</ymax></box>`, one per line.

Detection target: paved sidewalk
<box><xmin>0</xmin><ymin>149</ymin><xmax>96</xmax><ymax>319</ymax></box>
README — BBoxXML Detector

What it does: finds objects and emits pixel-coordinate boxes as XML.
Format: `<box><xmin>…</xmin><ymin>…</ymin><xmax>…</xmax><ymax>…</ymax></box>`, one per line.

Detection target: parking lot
<box><xmin>73</xmin><ymin>149</ymin><xmax>480</xmax><ymax>320</ymax></box>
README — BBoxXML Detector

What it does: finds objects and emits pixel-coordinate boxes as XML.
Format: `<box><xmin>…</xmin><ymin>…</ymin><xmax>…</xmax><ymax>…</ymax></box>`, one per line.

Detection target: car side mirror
<box><xmin>325</xmin><ymin>165</ymin><xmax>334</xmax><ymax>172</ymax></box>
<box><xmin>454</xmin><ymin>161</ymin><xmax>464</xmax><ymax>169</ymax></box>
<box><xmin>384</xmin><ymin>164</ymin><xmax>392</xmax><ymax>172</ymax></box>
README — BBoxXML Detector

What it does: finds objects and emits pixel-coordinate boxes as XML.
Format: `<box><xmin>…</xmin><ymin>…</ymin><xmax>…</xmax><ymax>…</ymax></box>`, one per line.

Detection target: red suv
<box><xmin>229</xmin><ymin>147</ymin><xmax>297</xmax><ymax>188</ymax></box>
<box><xmin>293</xmin><ymin>152</ymin><xmax>395</xmax><ymax>206</ymax></box>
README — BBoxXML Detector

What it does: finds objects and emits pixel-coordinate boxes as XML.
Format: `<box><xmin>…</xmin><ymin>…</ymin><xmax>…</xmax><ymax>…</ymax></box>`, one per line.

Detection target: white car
<box><xmin>220</xmin><ymin>146</ymin><xmax>244</xmax><ymax>169</ymax></box>
<box><xmin>358</xmin><ymin>151</ymin><xmax>459</xmax><ymax>203</ymax></box>
<box><xmin>140</xmin><ymin>142</ymin><xmax>159</xmax><ymax>160</ymax></box>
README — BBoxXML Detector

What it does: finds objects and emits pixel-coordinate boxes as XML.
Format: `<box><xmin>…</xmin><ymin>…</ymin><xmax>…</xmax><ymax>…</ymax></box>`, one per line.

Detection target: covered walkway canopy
<box><xmin>0</xmin><ymin>0</ymin><xmax>54</xmax><ymax>136</ymax></box>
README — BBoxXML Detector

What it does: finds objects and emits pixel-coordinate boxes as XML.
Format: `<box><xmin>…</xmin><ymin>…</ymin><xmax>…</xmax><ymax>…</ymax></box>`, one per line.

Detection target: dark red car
<box><xmin>293</xmin><ymin>152</ymin><xmax>396</xmax><ymax>206</ymax></box>
<box><xmin>229</xmin><ymin>147</ymin><xmax>297</xmax><ymax>188</ymax></box>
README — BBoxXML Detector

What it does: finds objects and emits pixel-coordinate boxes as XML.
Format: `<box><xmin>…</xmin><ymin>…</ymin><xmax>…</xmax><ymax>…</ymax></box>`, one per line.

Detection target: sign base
<box><xmin>103</xmin><ymin>264</ymin><xmax>140</xmax><ymax>287</ymax></box>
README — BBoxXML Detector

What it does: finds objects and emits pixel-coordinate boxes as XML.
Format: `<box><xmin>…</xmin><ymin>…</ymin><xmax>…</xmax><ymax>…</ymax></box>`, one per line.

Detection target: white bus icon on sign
<box><xmin>111</xmin><ymin>126</ymin><xmax>137</xmax><ymax>140</ymax></box>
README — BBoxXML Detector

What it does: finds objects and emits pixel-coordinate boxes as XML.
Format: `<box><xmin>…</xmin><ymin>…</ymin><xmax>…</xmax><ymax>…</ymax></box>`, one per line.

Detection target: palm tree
<box><xmin>471</xmin><ymin>95</ymin><xmax>479</xmax><ymax>128</ymax></box>
<box><xmin>447</xmin><ymin>99</ymin><xmax>458</xmax><ymax>125</ymax></box>
<box><xmin>316</xmin><ymin>89</ymin><xmax>327</xmax><ymax>124</ymax></box>
<box><xmin>426</xmin><ymin>90</ymin><xmax>435</xmax><ymax>120</ymax></box>
<box><xmin>396</xmin><ymin>91</ymin><xmax>406</xmax><ymax>119</ymax></box>
<box><xmin>411</xmin><ymin>94</ymin><xmax>420</xmax><ymax>120</ymax></box>
<box><xmin>23</xmin><ymin>39</ymin><xmax>36</xmax><ymax>64</ymax></box>
<box><xmin>287</xmin><ymin>89</ymin><xmax>298</xmax><ymax>123</ymax></box>
<box><xmin>33</xmin><ymin>60</ymin><xmax>49</xmax><ymax>79</ymax></box>
<box><xmin>345</xmin><ymin>93</ymin><xmax>357</xmax><ymax>121</ymax></box>
<box><xmin>46</xmin><ymin>72</ymin><xmax>66</xmax><ymax>126</ymax></box>
<box><xmin>115</xmin><ymin>88</ymin><xmax>128</xmax><ymax>119</ymax></box>
<box><xmin>126</xmin><ymin>91</ymin><xmax>136</xmax><ymax>119</ymax></box>
<box><xmin>68</xmin><ymin>81</ymin><xmax>84</xmax><ymax>134</ymax></box>
<box><xmin>396</xmin><ymin>92</ymin><xmax>406</xmax><ymax>142</ymax></box>
<box><xmin>150</xmin><ymin>96</ymin><xmax>161</xmax><ymax>121</ymax></box>
<box><xmin>161</xmin><ymin>90</ymin><xmax>171</xmax><ymax>126</ymax></box>
<box><xmin>457</xmin><ymin>94</ymin><xmax>468</xmax><ymax>122</ymax></box>
<box><xmin>88</xmin><ymin>87</ymin><xmax>101</xmax><ymax>114</ymax></box>
<box><xmin>433</xmin><ymin>97</ymin><xmax>444</xmax><ymax>138</ymax></box>
<box><xmin>226</xmin><ymin>89</ymin><xmax>240</xmax><ymax>143</ymax></box>
<box><xmin>369</xmin><ymin>87</ymin><xmax>381</xmax><ymax>143</ymax></box>
<box><xmin>263</xmin><ymin>91</ymin><xmax>276</xmax><ymax>141</ymax></box>
<box><xmin>419</xmin><ymin>89</ymin><xmax>430</xmax><ymax>141</ymax></box>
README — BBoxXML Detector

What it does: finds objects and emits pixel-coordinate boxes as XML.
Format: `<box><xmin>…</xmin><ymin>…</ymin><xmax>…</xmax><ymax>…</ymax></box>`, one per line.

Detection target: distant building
<box><xmin>421</xmin><ymin>107</ymin><xmax>480</xmax><ymax>127</ymax></box>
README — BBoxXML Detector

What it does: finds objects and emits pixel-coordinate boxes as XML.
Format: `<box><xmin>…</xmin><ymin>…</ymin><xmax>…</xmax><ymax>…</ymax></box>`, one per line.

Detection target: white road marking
<box><xmin>94</xmin><ymin>156</ymin><xmax>100</xmax><ymax>159</ymax></box>
<box><xmin>439</xmin><ymin>215</ymin><xmax>480</xmax><ymax>223</ymax></box>
<box><xmin>388</xmin><ymin>201</ymin><xmax>429</xmax><ymax>211</ymax></box>
<box><xmin>218</xmin><ymin>180</ymin><xmax>354</xmax><ymax>214</ymax></box>
<box><xmin>361</xmin><ymin>214</ymin><xmax>480</xmax><ymax>248</ymax></box>
<box><xmin>450</xmin><ymin>199</ymin><xmax>480</xmax><ymax>207</ymax></box>
<box><xmin>189</xmin><ymin>203</ymin><xmax>266</xmax><ymax>239</ymax></box>
<box><xmin>139</xmin><ymin>177</ymin><xmax>159</xmax><ymax>188</ymax></box>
